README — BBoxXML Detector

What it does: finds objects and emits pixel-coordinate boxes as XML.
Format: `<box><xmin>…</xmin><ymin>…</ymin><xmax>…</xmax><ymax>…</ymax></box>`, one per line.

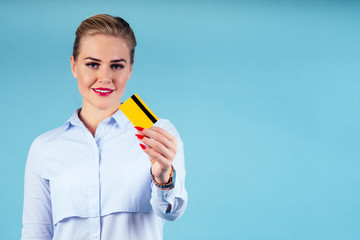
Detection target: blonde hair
<box><xmin>73</xmin><ymin>14</ymin><xmax>137</xmax><ymax>64</ymax></box>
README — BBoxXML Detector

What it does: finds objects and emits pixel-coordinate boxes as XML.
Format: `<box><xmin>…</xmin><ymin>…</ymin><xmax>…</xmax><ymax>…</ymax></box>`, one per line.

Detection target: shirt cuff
<box><xmin>151</xmin><ymin>183</ymin><xmax>175</xmax><ymax>213</ymax></box>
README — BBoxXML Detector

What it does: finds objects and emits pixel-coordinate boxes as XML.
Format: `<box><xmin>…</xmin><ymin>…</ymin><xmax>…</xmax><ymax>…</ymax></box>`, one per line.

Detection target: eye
<box><xmin>111</xmin><ymin>64</ymin><xmax>124</xmax><ymax>70</ymax></box>
<box><xmin>86</xmin><ymin>62</ymin><xmax>99</xmax><ymax>69</ymax></box>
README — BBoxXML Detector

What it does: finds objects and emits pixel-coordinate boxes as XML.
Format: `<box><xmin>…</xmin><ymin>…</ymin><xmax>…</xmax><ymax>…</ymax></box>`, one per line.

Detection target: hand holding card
<box><xmin>120</xmin><ymin>94</ymin><xmax>176</xmax><ymax>186</ymax></box>
<box><xmin>136</xmin><ymin>126</ymin><xmax>177</xmax><ymax>186</ymax></box>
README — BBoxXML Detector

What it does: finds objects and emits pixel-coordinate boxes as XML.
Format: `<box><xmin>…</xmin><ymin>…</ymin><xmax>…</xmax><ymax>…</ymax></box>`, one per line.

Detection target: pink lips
<box><xmin>92</xmin><ymin>88</ymin><xmax>114</xmax><ymax>96</ymax></box>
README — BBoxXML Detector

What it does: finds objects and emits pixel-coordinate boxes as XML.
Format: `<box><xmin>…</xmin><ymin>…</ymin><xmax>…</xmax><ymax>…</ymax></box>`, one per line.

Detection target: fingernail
<box><xmin>135</xmin><ymin>134</ymin><xmax>144</xmax><ymax>140</ymax></box>
<box><xmin>135</xmin><ymin>126</ymin><xmax>144</xmax><ymax>131</ymax></box>
<box><xmin>139</xmin><ymin>143</ymin><xmax>146</xmax><ymax>149</ymax></box>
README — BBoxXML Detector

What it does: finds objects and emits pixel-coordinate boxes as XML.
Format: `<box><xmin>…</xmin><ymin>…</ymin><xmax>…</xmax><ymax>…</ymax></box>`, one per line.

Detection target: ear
<box><xmin>70</xmin><ymin>56</ymin><xmax>78</xmax><ymax>78</ymax></box>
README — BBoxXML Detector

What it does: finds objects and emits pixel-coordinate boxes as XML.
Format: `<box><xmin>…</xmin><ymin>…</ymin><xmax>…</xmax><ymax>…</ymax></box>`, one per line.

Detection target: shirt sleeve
<box><xmin>150</xmin><ymin>121</ymin><xmax>188</xmax><ymax>221</ymax></box>
<box><xmin>21</xmin><ymin>141</ymin><xmax>53</xmax><ymax>240</ymax></box>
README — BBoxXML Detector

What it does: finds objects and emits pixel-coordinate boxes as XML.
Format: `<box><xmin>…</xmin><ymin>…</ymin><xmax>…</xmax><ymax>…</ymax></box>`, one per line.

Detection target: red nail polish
<box><xmin>135</xmin><ymin>134</ymin><xmax>144</xmax><ymax>140</ymax></box>
<box><xmin>135</xmin><ymin>126</ymin><xmax>144</xmax><ymax>131</ymax></box>
<box><xmin>139</xmin><ymin>143</ymin><xmax>146</xmax><ymax>149</ymax></box>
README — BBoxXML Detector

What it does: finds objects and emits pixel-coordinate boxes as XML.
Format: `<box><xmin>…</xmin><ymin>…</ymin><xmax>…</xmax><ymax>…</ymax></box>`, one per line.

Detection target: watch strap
<box><xmin>151</xmin><ymin>165</ymin><xmax>176</xmax><ymax>190</ymax></box>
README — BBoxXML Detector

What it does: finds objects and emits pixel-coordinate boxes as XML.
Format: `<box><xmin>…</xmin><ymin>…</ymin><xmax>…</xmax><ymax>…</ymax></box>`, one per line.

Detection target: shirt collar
<box><xmin>64</xmin><ymin>108</ymin><xmax>83</xmax><ymax>128</ymax></box>
<box><xmin>64</xmin><ymin>108</ymin><xmax>131</xmax><ymax>130</ymax></box>
<box><xmin>112</xmin><ymin>108</ymin><xmax>132</xmax><ymax>129</ymax></box>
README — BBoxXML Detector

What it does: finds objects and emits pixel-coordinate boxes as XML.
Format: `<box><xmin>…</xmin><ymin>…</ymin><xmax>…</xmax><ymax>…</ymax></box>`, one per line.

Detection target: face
<box><xmin>70</xmin><ymin>34</ymin><xmax>133</xmax><ymax>112</ymax></box>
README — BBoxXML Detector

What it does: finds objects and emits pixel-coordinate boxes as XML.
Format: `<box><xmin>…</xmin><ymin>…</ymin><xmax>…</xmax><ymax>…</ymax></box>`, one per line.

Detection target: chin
<box><xmin>96</xmin><ymin>103</ymin><xmax>120</xmax><ymax>111</ymax></box>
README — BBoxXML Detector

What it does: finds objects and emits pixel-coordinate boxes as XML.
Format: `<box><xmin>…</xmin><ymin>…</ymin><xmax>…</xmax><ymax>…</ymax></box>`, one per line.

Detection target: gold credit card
<box><xmin>119</xmin><ymin>93</ymin><xmax>159</xmax><ymax>128</ymax></box>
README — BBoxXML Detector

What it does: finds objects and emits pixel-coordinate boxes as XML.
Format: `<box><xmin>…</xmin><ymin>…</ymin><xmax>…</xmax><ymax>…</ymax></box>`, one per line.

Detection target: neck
<box><xmin>79</xmin><ymin>103</ymin><xmax>119</xmax><ymax>136</ymax></box>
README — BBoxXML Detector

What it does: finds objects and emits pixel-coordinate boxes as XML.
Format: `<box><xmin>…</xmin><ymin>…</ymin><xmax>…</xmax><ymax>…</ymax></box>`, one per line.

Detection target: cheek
<box><xmin>117</xmin><ymin>74</ymin><xmax>130</xmax><ymax>87</ymax></box>
<box><xmin>76</xmin><ymin>73</ymin><xmax>94</xmax><ymax>98</ymax></box>
<box><xmin>117</xmin><ymin>81</ymin><xmax>127</xmax><ymax>93</ymax></box>
<box><xmin>115</xmin><ymin>78</ymin><xmax>129</xmax><ymax>95</ymax></box>
<box><xmin>77</xmin><ymin>71</ymin><xmax>94</xmax><ymax>88</ymax></box>
<box><xmin>77</xmin><ymin>79</ymin><xmax>87</xmax><ymax>97</ymax></box>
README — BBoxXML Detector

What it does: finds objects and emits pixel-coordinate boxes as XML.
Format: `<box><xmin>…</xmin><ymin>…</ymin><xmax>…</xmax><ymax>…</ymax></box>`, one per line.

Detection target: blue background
<box><xmin>1</xmin><ymin>0</ymin><xmax>360</xmax><ymax>239</ymax></box>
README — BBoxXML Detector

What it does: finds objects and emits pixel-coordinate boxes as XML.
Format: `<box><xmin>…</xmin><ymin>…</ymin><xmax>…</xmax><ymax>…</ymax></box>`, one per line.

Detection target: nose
<box><xmin>98</xmin><ymin>68</ymin><xmax>112</xmax><ymax>84</ymax></box>
<box><xmin>99</xmin><ymin>78</ymin><xmax>111</xmax><ymax>84</ymax></box>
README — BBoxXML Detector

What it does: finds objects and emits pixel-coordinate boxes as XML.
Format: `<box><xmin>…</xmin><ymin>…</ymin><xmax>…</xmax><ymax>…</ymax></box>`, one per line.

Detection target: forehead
<box><xmin>78</xmin><ymin>34</ymin><xmax>130</xmax><ymax>60</ymax></box>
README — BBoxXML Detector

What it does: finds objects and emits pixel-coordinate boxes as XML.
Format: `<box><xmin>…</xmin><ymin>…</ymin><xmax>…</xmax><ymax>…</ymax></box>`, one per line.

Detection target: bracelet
<box><xmin>151</xmin><ymin>165</ymin><xmax>176</xmax><ymax>190</ymax></box>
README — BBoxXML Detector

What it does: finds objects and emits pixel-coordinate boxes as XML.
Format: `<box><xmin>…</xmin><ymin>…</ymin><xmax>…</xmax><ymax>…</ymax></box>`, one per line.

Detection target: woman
<box><xmin>21</xmin><ymin>14</ymin><xmax>187</xmax><ymax>240</ymax></box>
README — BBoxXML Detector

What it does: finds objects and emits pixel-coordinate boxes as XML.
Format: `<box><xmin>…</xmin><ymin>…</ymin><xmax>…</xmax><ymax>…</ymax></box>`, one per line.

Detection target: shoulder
<box><xmin>29</xmin><ymin>109</ymin><xmax>79</xmax><ymax>151</ymax></box>
<box><xmin>30</xmin><ymin>124</ymin><xmax>69</xmax><ymax>150</ymax></box>
<box><xmin>26</xmin><ymin>124</ymin><xmax>69</xmax><ymax>171</ymax></box>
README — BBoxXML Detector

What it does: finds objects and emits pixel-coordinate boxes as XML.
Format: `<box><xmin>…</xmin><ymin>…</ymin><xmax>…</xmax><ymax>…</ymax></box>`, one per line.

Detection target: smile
<box><xmin>92</xmin><ymin>88</ymin><xmax>114</xmax><ymax>96</ymax></box>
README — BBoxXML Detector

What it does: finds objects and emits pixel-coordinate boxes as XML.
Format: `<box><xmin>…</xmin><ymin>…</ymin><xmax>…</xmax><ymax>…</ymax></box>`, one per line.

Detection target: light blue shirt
<box><xmin>21</xmin><ymin>109</ymin><xmax>187</xmax><ymax>240</ymax></box>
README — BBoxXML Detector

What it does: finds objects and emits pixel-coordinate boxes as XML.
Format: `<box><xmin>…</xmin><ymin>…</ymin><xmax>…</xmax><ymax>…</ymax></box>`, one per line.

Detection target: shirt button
<box><xmin>93</xmin><ymin>233</ymin><xmax>97</xmax><ymax>239</ymax></box>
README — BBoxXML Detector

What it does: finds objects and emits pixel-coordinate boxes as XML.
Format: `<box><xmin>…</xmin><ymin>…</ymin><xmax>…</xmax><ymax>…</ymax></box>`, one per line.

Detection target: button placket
<box><xmin>88</xmin><ymin>217</ymin><xmax>101</xmax><ymax>240</ymax></box>
<box><xmin>88</xmin><ymin>139</ymin><xmax>100</xmax><ymax>217</ymax></box>
<box><xmin>84</xmin><ymin>127</ymin><xmax>101</xmax><ymax>239</ymax></box>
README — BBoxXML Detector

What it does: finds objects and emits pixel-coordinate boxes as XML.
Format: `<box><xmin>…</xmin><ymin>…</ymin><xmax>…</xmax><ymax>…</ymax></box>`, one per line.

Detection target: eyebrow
<box><xmin>84</xmin><ymin>57</ymin><xmax>127</xmax><ymax>63</ymax></box>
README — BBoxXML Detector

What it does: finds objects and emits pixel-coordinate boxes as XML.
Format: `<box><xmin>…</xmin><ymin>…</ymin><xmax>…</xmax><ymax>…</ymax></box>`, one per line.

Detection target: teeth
<box><xmin>95</xmin><ymin>89</ymin><xmax>112</xmax><ymax>93</ymax></box>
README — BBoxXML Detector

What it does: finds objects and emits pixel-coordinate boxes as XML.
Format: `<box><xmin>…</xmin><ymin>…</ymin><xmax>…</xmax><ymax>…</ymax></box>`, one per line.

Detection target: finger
<box><xmin>142</xmin><ymin>145</ymin><xmax>172</xmax><ymax>169</ymax></box>
<box><xmin>136</xmin><ymin>126</ymin><xmax>175</xmax><ymax>144</ymax></box>
<box><xmin>149</xmin><ymin>126</ymin><xmax>177</xmax><ymax>143</ymax></box>
<box><xmin>141</xmin><ymin>137</ymin><xmax>175</xmax><ymax>160</ymax></box>
<box><xmin>137</xmin><ymin>127</ymin><xmax>176</xmax><ymax>151</ymax></box>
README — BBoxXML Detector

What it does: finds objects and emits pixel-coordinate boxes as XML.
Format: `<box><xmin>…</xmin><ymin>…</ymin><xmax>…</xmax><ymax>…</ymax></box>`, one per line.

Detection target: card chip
<box><xmin>119</xmin><ymin>93</ymin><xmax>159</xmax><ymax>128</ymax></box>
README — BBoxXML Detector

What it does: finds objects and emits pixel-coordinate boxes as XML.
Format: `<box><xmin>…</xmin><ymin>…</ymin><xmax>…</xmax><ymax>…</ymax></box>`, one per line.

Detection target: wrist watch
<box><xmin>151</xmin><ymin>165</ymin><xmax>176</xmax><ymax>190</ymax></box>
